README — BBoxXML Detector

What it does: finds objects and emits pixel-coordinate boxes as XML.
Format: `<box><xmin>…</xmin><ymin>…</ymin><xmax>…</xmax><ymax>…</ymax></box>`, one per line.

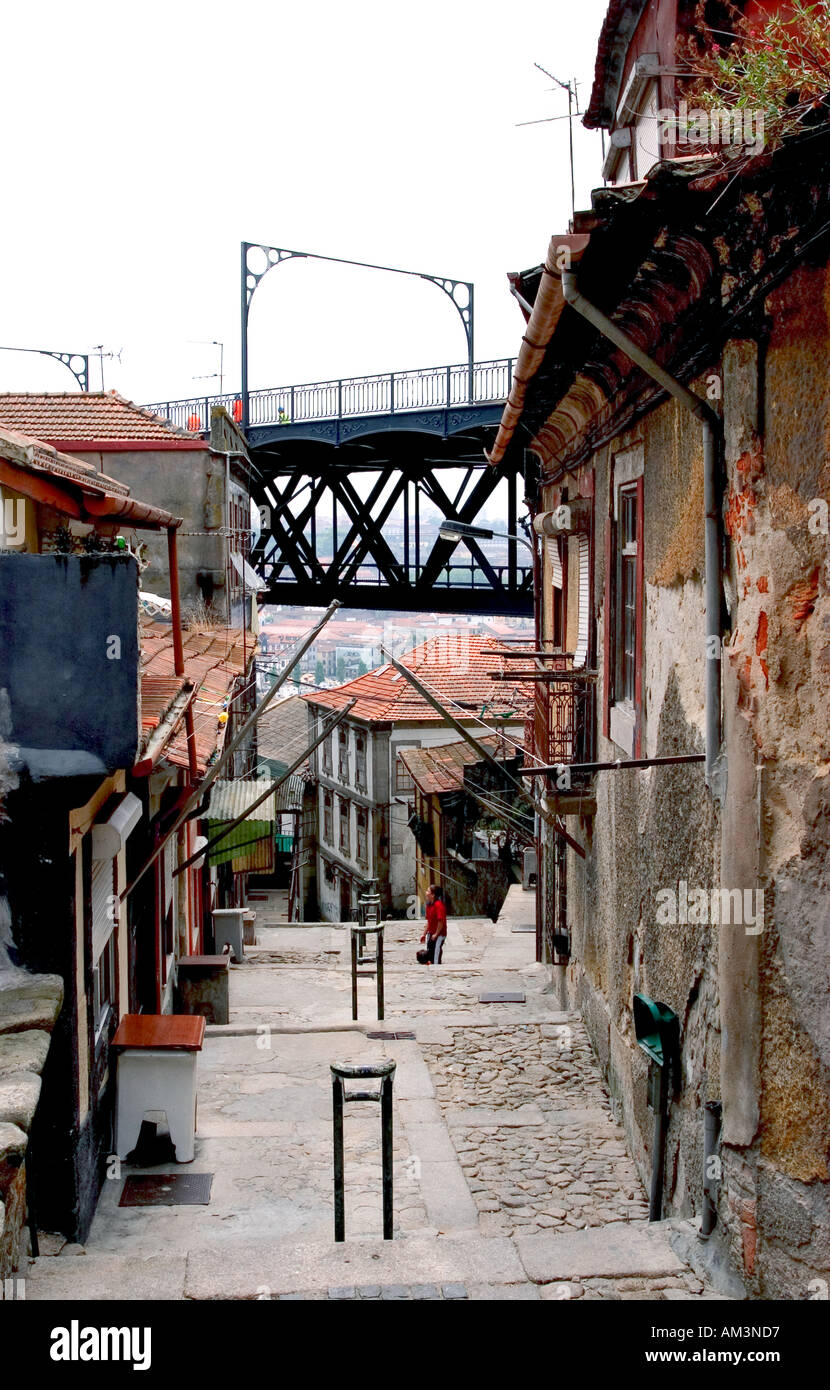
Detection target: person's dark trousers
<box><xmin>427</xmin><ymin>934</ymin><xmax>445</xmax><ymax>965</ymax></box>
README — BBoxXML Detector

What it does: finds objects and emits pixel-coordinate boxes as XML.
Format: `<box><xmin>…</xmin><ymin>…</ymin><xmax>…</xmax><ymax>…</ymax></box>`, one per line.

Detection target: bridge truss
<box><xmin>147</xmin><ymin>357</ymin><xmax>535</xmax><ymax>616</ymax></box>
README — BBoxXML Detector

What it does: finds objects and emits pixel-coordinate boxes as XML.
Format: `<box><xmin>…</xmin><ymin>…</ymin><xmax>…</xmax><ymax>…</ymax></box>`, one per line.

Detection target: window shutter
<box><xmin>573</xmin><ymin>534</ymin><xmax>591</xmax><ymax>670</ymax></box>
<box><xmin>546</xmin><ymin>537</ymin><xmax>563</xmax><ymax>589</ymax></box>
<box><xmin>603</xmin><ymin>518</ymin><xmax>614</xmax><ymax>738</ymax></box>
<box><xmin>91</xmin><ymin>856</ymin><xmax>115</xmax><ymax>963</ymax></box>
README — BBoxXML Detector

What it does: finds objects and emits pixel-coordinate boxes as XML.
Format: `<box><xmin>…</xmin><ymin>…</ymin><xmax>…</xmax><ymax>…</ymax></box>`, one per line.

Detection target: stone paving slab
<box><xmin>24</xmin><ymin>1253</ymin><xmax>187</xmax><ymax>1300</ymax></box>
<box><xmin>516</xmin><ymin>1224</ymin><xmax>687</xmax><ymax>1283</ymax></box>
<box><xmin>183</xmin><ymin>1233</ymin><xmax>526</xmax><ymax>1299</ymax></box>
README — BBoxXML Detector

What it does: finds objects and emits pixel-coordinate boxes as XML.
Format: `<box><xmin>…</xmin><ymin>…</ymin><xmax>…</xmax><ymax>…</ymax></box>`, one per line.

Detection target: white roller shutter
<box><xmin>573</xmin><ymin>535</ymin><xmax>590</xmax><ymax>670</ymax></box>
<box><xmin>546</xmin><ymin>537</ymin><xmax>563</xmax><ymax>589</ymax></box>
<box><xmin>91</xmin><ymin>856</ymin><xmax>116</xmax><ymax>963</ymax></box>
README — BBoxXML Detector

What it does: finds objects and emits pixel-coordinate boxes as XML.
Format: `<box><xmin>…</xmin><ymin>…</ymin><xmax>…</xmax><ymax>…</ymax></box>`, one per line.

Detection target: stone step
<box><xmin>21</xmin><ymin>1232</ymin><xmax>529</xmax><ymax>1301</ymax></box>
<box><xmin>21</xmin><ymin>1252</ymin><xmax>187</xmax><ymax>1301</ymax></box>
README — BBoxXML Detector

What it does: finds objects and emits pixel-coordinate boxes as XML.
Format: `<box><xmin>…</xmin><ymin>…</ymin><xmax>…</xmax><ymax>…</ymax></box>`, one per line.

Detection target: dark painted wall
<box><xmin>0</xmin><ymin>554</ymin><xmax>139</xmax><ymax>776</ymax></box>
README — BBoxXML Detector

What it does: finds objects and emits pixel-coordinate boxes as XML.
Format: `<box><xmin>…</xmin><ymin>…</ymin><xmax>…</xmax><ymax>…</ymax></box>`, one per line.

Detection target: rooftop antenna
<box><xmin>91</xmin><ymin>345</ymin><xmax>121</xmax><ymax>392</ymax></box>
<box><xmin>516</xmin><ymin>63</ymin><xmax>581</xmax><ymax>220</ymax></box>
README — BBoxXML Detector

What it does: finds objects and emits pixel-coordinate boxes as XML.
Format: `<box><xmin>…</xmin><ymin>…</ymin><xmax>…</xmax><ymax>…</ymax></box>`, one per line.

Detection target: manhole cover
<box><xmin>119</xmin><ymin>1173</ymin><xmax>213</xmax><ymax>1207</ymax></box>
<box><xmin>366</xmin><ymin>1031</ymin><xmax>415</xmax><ymax>1040</ymax></box>
<box><xmin>478</xmin><ymin>992</ymin><xmax>526</xmax><ymax>1004</ymax></box>
<box><xmin>511</xmin><ymin>924</ymin><xmax>536</xmax><ymax>933</ymax></box>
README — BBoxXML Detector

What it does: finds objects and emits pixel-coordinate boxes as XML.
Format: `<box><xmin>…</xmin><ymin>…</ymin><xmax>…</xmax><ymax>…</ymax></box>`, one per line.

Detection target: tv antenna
<box><xmin>91</xmin><ymin>345</ymin><xmax>122</xmax><ymax>392</ymax></box>
<box><xmin>517</xmin><ymin>63</ymin><xmax>581</xmax><ymax>218</ymax></box>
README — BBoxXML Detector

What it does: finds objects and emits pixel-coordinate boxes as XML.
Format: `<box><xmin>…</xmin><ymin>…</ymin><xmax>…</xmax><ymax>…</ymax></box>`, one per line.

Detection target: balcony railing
<box><xmin>533</xmin><ymin>661</ymin><xmax>597</xmax><ymax>772</ymax></box>
<box><xmin>143</xmin><ymin>357</ymin><xmax>515</xmax><ymax>434</ymax></box>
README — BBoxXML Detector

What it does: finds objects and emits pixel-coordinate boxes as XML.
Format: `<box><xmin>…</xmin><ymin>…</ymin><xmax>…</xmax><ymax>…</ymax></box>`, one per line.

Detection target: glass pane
<box><xmin>623</xmin><ymin>556</ymin><xmax>636</xmax><ymax>702</ymax></box>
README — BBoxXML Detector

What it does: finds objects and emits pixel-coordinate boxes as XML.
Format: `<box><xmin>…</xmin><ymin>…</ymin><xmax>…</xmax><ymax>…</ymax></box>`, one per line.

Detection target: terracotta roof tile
<box><xmin>139</xmin><ymin>617</ymin><xmax>254</xmax><ymax>775</ymax></box>
<box><xmin>304</xmin><ymin>636</ymin><xmax>531</xmax><ymax>726</ymax></box>
<box><xmin>399</xmin><ymin>734</ymin><xmax>518</xmax><ymax>794</ymax></box>
<box><xmin>0</xmin><ymin>391</ymin><xmax>204</xmax><ymax>444</ymax></box>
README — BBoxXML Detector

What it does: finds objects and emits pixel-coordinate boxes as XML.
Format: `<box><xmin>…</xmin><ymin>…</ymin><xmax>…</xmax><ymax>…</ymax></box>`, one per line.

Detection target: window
<box><xmin>322</xmin><ymin>732</ymin><xmax>332</xmax><ymax>776</ymax></box>
<box><xmin>339</xmin><ymin>797</ymin><xmax>351</xmax><ymax>856</ymax></box>
<box><xmin>618</xmin><ymin>488</ymin><xmax>638</xmax><ymax>703</ymax></box>
<box><xmin>90</xmin><ymin>855</ymin><xmax>117</xmax><ymax>1044</ymax></box>
<box><xmin>606</xmin><ymin>456</ymin><xmax>643</xmax><ymax>757</ymax></box>
<box><xmin>395</xmin><ymin>746</ymin><xmax>417</xmax><ymax>793</ymax></box>
<box><xmin>93</xmin><ymin>932</ymin><xmax>117</xmax><ymax>1043</ymax></box>
<box><xmin>355</xmin><ymin>733</ymin><xmax>367</xmax><ymax>792</ymax></box>
<box><xmin>338</xmin><ymin>728</ymin><xmax>350</xmax><ymax>783</ymax></box>
<box><xmin>323</xmin><ymin>791</ymin><xmax>333</xmax><ymax>844</ymax></box>
<box><xmin>356</xmin><ymin>808</ymin><xmax>368</xmax><ymax>867</ymax></box>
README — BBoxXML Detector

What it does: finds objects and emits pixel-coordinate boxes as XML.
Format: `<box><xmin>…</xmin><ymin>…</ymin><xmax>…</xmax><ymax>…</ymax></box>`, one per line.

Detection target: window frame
<box><xmin>338</xmin><ymin>796</ymin><xmax>351</xmax><ymax>857</ymax></box>
<box><xmin>605</xmin><ymin>451</ymin><xmax>644</xmax><ymax>758</ymax></box>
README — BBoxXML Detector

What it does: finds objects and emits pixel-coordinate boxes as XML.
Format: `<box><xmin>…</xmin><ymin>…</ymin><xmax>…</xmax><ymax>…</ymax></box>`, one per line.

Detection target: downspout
<box><xmin>560</xmin><ymin>270</ymin><xmax>724</xmax><ymax>796</ymax></box>
<box><xmin>167</xmin><ymin>525</ymin><xmax>200</xmax><ymax>784</ymax></box>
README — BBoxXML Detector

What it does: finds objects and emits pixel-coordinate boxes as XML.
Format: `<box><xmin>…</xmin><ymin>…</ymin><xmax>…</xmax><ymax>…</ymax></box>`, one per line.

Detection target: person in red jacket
<box><xmin>420</xmin><ymin>883</ymin><xmax>447</xmax><ymax>964</ymax></box>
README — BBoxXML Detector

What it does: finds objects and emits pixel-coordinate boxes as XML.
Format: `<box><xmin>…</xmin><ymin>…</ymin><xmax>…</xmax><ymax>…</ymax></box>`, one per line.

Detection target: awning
<box><xmin>205</xmin><ymin>776</ymin><xmax>303</xmax><ymax>868</ymax></box>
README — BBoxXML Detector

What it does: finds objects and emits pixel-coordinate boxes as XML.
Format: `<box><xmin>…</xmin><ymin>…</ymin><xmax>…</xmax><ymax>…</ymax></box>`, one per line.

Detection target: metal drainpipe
<box><xmin>560</xmin><ymin>270</ymin><xmax>723</xmax><ymax>792</ymax></box>
<box><xmin>700</xmin><ymin>1099</ymin><xmax>723</xmax><ymax>1239</ymax></box>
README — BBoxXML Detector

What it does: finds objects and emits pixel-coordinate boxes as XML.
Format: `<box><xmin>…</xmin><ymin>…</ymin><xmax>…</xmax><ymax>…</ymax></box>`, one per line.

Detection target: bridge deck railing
<box><xmin>258</xmin><ymin>557</ymin><xmax>533</xmax><ymax>591</ymax></box>
<box><xmin>143</xmin><ymin>357</ymin><xmax>515</xmax><ymax>434</ymax></box>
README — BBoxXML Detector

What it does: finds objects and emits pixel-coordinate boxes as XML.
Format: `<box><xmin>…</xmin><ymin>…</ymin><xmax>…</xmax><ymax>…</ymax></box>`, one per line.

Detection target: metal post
<box><xmin>467</xmin><ymin>285</ymin><xmax>475</xmax><ymax>404</ymax></box>
<box><xmin>381</xmin><ymin>1072</ymin><xmax>394</xmax><ymax>1240</ymax></box>
<box><xmin>648</xmin><ymin>1061</ymin><xmax>669</xmax><ymax>1222</ymax></box>
<box><xmin>240</xmin><ymin>242</ymin><xmax>250</xmax><ymax>432</ymax></box>
<box><xmin>377</xmin><ymin>929</ymin><xmax>384</xmax><ymax>1022</ymax></box>
<box><xmin>332</xmin><ymin>1074</ymin><xmax>345</xmax><ymax>1242</ymax></box>
<box><xmin>331</xmin><ymin>1059</ymin><xmax>396</xmax><ymax>1242</ymax></box>
<box><xmin>700</xmin><ymin>1099</ymin><xmax>722</xmax><ymax>1239</ymax></box>
<box><xmin>351</xmin><ymin>929</ymin><xmax>358</xmax><ymax>1021</ymax></box>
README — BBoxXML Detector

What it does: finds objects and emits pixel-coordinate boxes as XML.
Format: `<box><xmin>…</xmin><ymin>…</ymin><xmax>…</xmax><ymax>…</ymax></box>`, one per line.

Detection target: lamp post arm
<box><xmin>240</xmin><ymin>242</ymin><xmax>475</xmax><ymax>427</ymax></box>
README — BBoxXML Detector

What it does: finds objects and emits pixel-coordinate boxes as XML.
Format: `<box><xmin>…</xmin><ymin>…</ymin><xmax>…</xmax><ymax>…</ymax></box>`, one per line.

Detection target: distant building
<box><xmin>0</xmin><ymin>392</ymin><xmax>258</xmax><ymax>626</ymax></box>
<box><xmin>304</xmin><ymin>637</ymin><xmax>529</xmax><ymax>920</ymax></box>
<box><xmin>399</xmin><ymin>736</ymin><xmax>529</xmax><ymax>919</ymax></box>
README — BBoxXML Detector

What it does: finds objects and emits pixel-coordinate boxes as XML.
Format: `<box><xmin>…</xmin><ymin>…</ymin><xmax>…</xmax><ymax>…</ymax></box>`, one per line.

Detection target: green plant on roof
<box><xmin>678</xmin><ymin>0</ymin><xmax>830</xmax><ymax>154</ymax></box>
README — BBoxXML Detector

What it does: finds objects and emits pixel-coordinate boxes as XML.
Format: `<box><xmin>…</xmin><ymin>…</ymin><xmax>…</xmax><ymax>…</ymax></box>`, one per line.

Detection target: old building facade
<box><xmin>488</xmin><ymin>1</ymin><xmax>830</xmax><ymax>1297</ymax></box>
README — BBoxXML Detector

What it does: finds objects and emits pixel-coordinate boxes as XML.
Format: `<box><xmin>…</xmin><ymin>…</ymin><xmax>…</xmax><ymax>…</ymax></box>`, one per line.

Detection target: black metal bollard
<box><xmin>349</xmin><ymin>921</ymin><xmax>385</xmax><ymax>1022</ymax></box>
<box><xmin>331</xmin><ymin>1058</ymin><xmax>396</xmax><ymax>1242</ymax></box>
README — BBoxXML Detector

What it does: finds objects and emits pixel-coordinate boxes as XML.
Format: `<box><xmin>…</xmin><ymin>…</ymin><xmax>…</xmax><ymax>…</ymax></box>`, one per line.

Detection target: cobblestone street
<box><xmin>22</xmin><ymin>889</ymin><xmax>735</xmax><ymax>1302</ymax></box>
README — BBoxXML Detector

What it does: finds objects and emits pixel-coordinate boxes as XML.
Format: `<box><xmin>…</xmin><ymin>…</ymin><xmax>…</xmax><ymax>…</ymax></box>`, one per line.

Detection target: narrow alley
<box><xmin>23</xmin><ymin>890</ymin><xmax>734</xmax><ymax>1302</ymax></box>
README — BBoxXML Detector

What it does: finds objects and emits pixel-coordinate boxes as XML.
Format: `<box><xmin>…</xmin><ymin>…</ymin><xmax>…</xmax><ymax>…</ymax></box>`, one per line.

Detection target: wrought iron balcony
<box><xmin>531</xmin><ymin>660</ymin><xmax>597</xmax><ymax>776</ymax></box>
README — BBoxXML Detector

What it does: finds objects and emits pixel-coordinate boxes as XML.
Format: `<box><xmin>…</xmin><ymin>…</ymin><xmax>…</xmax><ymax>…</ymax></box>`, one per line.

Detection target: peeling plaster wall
<box><xmin>547</xmin><ymin>391</ymin><xmax>720</xmax><ymax>1236</ymax></box>
<box><xmin>715</xmin><ymin>271</ymin><xmax>830</xmax><ymax>1295</ymax></box>
<box><xmin>545</xmin><ymin>298</ymin><xmax>830</xmax><ymax>1295</ymax></box>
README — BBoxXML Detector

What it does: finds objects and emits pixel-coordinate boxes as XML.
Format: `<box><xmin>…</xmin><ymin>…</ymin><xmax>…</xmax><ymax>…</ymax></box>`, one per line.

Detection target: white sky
<box><xmin>2</xmin><ymin>0</ymin><xmax>609</xmax><ymax>406</ymax></box>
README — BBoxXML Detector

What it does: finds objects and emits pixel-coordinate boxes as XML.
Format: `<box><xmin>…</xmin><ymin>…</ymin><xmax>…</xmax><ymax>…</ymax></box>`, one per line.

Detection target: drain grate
<box><xmin>366</xmin><ymin>1031</ymin><xmax>416</xmax><ymax>1040</ymax></box>
<box><xmin>478</xmin><ymin>992</ymin><xmax>526</xmax><ymax>1004</ymax></box>
<box><xmin>119</xmin><ymin>1173</ymin><xmax>213</xmax><ymax>1207</ymax></box>
<box><xmin>511</xmin><ymin>924</ymin><xmax>536</xmax><ymax>934</ymax></box>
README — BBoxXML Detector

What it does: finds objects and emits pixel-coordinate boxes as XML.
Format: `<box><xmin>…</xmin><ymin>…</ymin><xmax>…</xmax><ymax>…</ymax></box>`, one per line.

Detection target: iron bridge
<box><xmin>146</xmin><ymin>356</ymin><xmax>534</xmax><ymax>616</ymax></box>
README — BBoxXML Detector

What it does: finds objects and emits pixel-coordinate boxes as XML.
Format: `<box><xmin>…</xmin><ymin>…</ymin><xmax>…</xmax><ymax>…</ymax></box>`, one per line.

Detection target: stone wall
<box><xmin>543</xmin><ymin>290</ymin><xmax>830</xmax><ymax>1297</ymax></box>
<box><xmin>0</xmin><ymin>972</ymin><xmax>63</xmax><ymax>1279</ymax></box>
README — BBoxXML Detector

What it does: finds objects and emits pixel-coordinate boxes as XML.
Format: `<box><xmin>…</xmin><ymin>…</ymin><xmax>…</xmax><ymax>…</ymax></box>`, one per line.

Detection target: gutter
<box><xmin>486</xmin><ymin>235</ymin><xmax>589</xmax><ymax>468</ymax></box>
<box><xmin>560</xmin><ymin>269</ymin><xmax>724</xmax><ymax>795</ymax></box>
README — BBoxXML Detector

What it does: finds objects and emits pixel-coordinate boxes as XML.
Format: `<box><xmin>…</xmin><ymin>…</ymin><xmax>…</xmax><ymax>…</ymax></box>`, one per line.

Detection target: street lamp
<box><xmin>0</xmin><ymin>345</ymin><xmax>89</xmax><ymax>392</ymax></box>
<box><xmin>438</xmin><ymin>519</ymin><xmax>535</xmax><ymax>557</ymax></box>
<box><xmin>240</xmin><ymin>241</ymin><xmax>474</xmax><ymax>430</ymax></box>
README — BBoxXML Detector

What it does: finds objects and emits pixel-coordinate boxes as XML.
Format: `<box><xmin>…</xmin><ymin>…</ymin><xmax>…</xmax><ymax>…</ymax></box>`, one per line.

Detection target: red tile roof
<box><xmin>139</xmin><ymin>618</ymin><xmax>254</xmax><ymax>775</ymax></box>
<box><xmin>399</xmin><ymin>734</ymin><xmax>520</xmax><ymax>795</ymax></box>
<box><xmin>0</xmin><ymin>391</ymin><xmax>204</xmax><ymax>446</ymax></box>
<box><xmin>304</xmin><ymin>637</ymin><xmax>531</xmax><ymax>726</ymax></box>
